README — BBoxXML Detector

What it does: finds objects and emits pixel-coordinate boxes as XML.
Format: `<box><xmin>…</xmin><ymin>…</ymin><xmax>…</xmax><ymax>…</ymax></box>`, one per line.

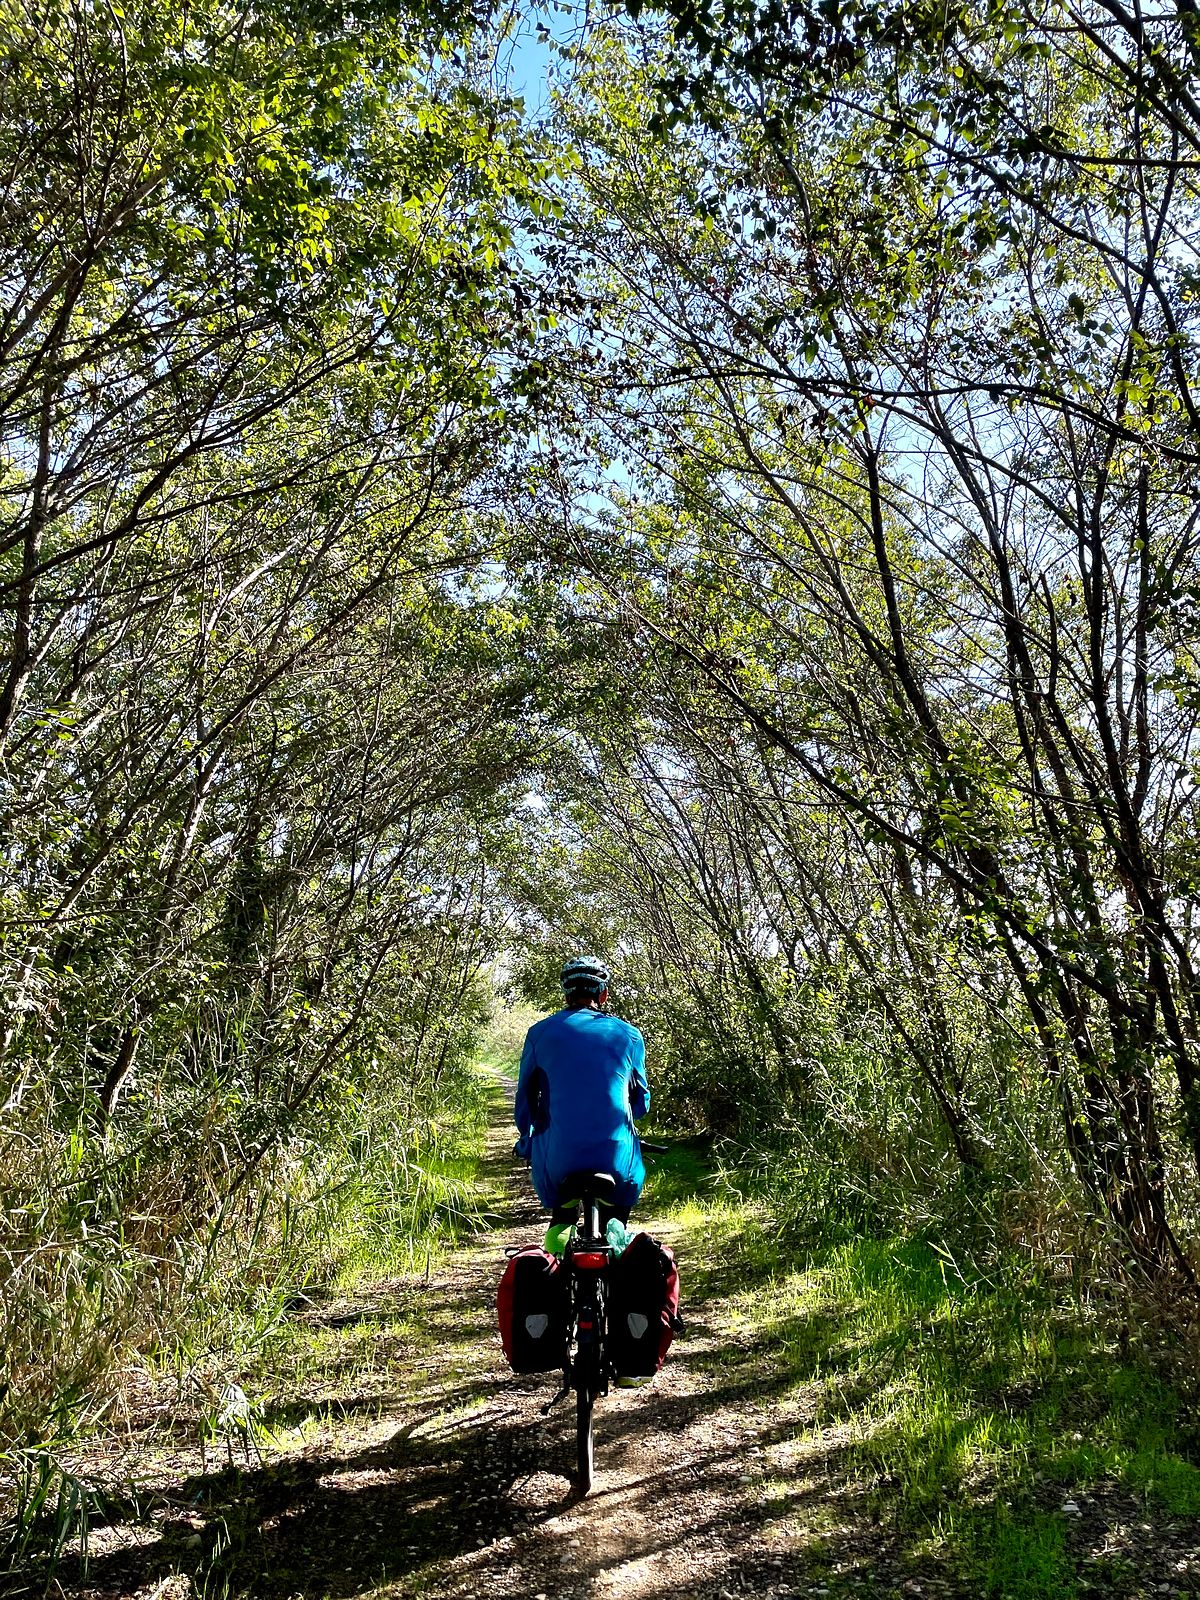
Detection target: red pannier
<box><xmin>497</xmin><ymin>1246</ymin><xmax>568</xmax><ymax>1373</ymax></box>
<box><xmin>606</xmin><ymin>1231</ymin><xmax>682</xmax><ymax>1380</ymax></box>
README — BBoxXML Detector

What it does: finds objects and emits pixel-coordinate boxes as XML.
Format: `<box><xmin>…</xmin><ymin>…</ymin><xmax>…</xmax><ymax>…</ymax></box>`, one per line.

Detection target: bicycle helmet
<box><xmin>560</xmin><ymin>953</ymin><xmax>610</xmax><ymax>999</ymax></box>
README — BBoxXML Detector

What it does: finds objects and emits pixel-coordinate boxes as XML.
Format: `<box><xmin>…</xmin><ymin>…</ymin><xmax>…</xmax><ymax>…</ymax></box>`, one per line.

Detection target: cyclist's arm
<box><xmin>629</xmin><ymin>1030</ymin><xmax>650</xmax><ymax>1120</ymax></box>
<box><xmin>514</xmin><ymin>1029</ymin><xmax>538</xmax><ymax>1137</ymax></box>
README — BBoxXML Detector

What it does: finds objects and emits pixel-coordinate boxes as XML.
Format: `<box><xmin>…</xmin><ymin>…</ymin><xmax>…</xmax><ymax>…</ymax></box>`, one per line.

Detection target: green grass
<box><xmin>641</xmin><ymin>1134</ymin><xmax>716</xmax><ymax>1210</ymax></box>
<box><xmin>387</xmin><ymin>1021</ymin><xmax>1200</xmax><ymax>1598</ymax></box>
<box><xmin>654</xmin><ymin>1163</ymin><xmax>1200</xmax><ymax>1600</ymax></box>
<box><xmin>22</xmin><ymin>1013</ymin><xmax>1197</xmax><ymax>1600</ymax></box>
<box><xmin>945</xmin><ymin>1504</ymin><xmax>1076</xmax><ymax>1600</ymax></box>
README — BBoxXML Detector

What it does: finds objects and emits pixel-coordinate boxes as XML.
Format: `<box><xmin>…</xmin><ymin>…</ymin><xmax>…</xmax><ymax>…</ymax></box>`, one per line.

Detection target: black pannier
<box><xmin>497</xmin><ymin>1245</ymin><xmax>568</xmax><ymax>1373</ymax></box>
<box><xmin>606</xmin><ymin>1231</ymin><xmax>682</xmax><ymax>1380</ymax></box>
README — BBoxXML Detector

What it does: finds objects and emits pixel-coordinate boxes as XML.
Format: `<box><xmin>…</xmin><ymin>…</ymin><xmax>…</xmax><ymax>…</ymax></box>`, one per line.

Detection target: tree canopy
<box><xmin>4</xmin><ymin>0</ymin><xmax>1200</xmax><ymax>1487</ymax></box>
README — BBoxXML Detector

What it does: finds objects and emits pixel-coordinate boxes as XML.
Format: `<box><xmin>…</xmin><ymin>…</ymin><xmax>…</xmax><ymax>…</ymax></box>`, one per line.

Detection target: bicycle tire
<box><xmin>576</xmin><ymin>1384</ymin><xmax>594</xmax><ymax>1492</ymax></box>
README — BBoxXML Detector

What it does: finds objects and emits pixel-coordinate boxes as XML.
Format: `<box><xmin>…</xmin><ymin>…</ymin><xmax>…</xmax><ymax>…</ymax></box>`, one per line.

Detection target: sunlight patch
<box><xmin>316</xmin><ymin>1466</ymin><xmax>404</xmax><ymax>1491</ymax></box>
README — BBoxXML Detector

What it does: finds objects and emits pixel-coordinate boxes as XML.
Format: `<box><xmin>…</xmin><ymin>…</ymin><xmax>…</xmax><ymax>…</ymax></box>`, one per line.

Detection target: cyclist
<box><xmin>513</xmin><ymin>955</ymin><xmax>650</xmax><ymax>1251</ymax></box>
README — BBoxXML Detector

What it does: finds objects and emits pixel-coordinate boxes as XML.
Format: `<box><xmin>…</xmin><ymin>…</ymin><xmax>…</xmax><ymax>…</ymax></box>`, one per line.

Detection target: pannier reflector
<box><xmin>525</xmin><ymin>1313</ymin><xmax>549</xmax><ymax>1338</ymax></box>
<box><xmin>573</xmin><ymin>1251</ymin><xmax>608</xmax><ymax>1268</ymax></box>
<box><xmin>627</xmin><ymin>1312</ymin><xmax>649</xmax><ymax>1338</ymax></box>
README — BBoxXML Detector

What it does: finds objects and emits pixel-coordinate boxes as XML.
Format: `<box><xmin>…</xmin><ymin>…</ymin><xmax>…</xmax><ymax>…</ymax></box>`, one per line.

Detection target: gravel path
<box><xmin>382</xmin><ymin>1079</ymin><xmax>816</xmax><ymax>1600</ymax></box>
<box><xmin>231</xmin><ymin>1078</ymin><xmax>914</xmax><ymax>1600</ymax></box>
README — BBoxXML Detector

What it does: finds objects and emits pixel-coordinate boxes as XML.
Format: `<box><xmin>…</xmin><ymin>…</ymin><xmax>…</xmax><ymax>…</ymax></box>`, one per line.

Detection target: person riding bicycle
<box><xmin>513</xmin><ymin>955</ymin><xmax>649</xmax><ymax>1249</ymax></box>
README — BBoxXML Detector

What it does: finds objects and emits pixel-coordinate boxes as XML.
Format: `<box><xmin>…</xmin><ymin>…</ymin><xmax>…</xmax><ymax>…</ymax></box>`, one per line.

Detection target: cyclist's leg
<box><xmin>544</xmin><ymin>1197</ymin><xmax>578</xmax><ymax>1256</ymax></box>
<box><xmin>599</xmin><ymin>1178</ymin><xmax>641</xmax><ymax>1241</ymax></box>
<box><xmin>543</xmin><ymin>1177</ymin><xmax>640</xmax><ymax>1252</ymax></box>
<box><xmin>610</xmin><ymin>1174</ymin><xmax>642</xmax><ymax>1225</ymax></box>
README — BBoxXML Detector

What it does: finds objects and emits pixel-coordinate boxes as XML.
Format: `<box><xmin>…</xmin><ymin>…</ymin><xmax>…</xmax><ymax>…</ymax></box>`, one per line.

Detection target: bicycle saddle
<box><xmin>560</xmin><ymin>1171</ymin><xmax>618</xmax><ymax>1204</ymax></box>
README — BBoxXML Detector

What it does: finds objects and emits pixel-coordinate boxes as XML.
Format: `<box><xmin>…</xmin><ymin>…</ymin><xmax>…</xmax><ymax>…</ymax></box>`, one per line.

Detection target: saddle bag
<box><xmin>606</xmin><ymin>1231</ymin><xmax>682</xmax><ymax>1380</ymax></box>
<box><xmin>497</xmin><ymin>1245</ymin><xmax>568</xmax><ymax>1373</ymax></box>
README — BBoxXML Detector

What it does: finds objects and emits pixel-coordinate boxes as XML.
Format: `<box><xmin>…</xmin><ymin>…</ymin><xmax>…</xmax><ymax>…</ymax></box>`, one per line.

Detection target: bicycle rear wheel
<box><xmin>576</xmin><ymin>1385</ymin><xmax>594</xmax><ymax>1492</ymax></box>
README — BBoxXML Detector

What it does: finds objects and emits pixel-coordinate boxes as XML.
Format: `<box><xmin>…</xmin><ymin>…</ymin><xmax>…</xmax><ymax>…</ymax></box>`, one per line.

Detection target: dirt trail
<box><xmin>379</xmin><ymin>1076</ymin><xmax>821</xmax><ymax>1600</ymax></box>
<box><xmin>64</xmin><ymin>1077</ymin><xmax>928</xmax><ymax>1600</ymax></box>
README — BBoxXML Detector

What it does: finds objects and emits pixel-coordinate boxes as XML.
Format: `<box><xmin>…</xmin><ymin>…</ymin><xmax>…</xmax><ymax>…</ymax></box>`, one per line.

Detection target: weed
<box><xmin>0</xmin><ymin>1448</ymin><xmax>95</xmax><ymax>1597</ymax></box>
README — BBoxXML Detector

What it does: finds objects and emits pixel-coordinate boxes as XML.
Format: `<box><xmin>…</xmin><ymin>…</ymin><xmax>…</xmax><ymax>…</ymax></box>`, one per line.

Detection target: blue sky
<box><xmin>493</xmin><ymin>1</ymin><xmax>582</xmax><ymax>117</ymax></box>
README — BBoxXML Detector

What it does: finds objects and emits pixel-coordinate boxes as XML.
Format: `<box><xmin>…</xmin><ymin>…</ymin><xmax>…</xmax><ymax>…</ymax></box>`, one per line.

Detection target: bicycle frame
<box><xmin>540</xmin><ymin>1149</ymin><xmax>668</xmax><ymax>1491</ymax></box>
<box><xmin>559</xmin><ymin>1174</ymin><xmax>616</xmax><ymax>1492</ymax></box>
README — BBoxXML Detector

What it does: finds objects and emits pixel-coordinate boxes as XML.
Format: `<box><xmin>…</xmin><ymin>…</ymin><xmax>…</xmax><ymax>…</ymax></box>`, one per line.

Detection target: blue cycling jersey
<box><xmin>514</xmin><ymin>1007</ymin><xmax>650</xmax><ymax>1211</ymax></box>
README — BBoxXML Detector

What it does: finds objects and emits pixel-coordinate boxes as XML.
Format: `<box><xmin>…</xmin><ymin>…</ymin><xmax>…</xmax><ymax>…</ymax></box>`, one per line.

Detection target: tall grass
<box><xmin>0</xmin><ymin>1028</ymin><xmax>493</xmax><ymax>1584</ymax></box>
<box><xmin>0</xmin><ymin>1449</ymin><xmax>95</xmax><ymax>1592</ymax></box>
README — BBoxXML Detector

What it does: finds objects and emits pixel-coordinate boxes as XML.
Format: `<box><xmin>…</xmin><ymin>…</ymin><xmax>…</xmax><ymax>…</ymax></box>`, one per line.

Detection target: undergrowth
<box><xmin>10</xmin><ymin>1012</ymin><xmax>1200</xmax><ymax>1600</ymax></box>
<box><xmin>0</xmin><ymin>1040</ymin><xmax>495</xmax><ymax>1592</ymax></box>
<box><xmin>654</xmin><ymin>1144</ymin><xmax>1200</xmax><ymax>1600</ymax></box>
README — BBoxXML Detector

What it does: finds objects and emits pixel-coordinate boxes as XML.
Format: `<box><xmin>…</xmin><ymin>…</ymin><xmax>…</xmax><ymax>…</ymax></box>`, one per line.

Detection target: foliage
<box><xmin>0</xmin><ymin>0</ymin><xmax>553</xmax><ymax>1526</ymax></box>
<box><xmin>500</xmin><ymin>0</ymin><xmax>1200</xmax><ymax>1280</ymax></box>
<box><xmin>7</xmin><ymin>0</ymin><xmax>1200</xmax><ymax>1572</ymax></box>
<box><xmin>0</xmin><ymin>1449</ymin><xmax>95</xmax><ymax>1592</ymax></box>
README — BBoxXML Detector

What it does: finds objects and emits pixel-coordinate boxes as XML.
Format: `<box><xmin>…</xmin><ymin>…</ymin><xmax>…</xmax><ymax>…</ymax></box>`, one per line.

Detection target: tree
<box><xmin>533</xmin><ymin>7</ymin><xmax>1200</xmax><ymax>1273</ymax></box>
<box><xmin>0</xmin><ymin>0</ymin><xmax>561</xmax><ymax>1452</ymax></box>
